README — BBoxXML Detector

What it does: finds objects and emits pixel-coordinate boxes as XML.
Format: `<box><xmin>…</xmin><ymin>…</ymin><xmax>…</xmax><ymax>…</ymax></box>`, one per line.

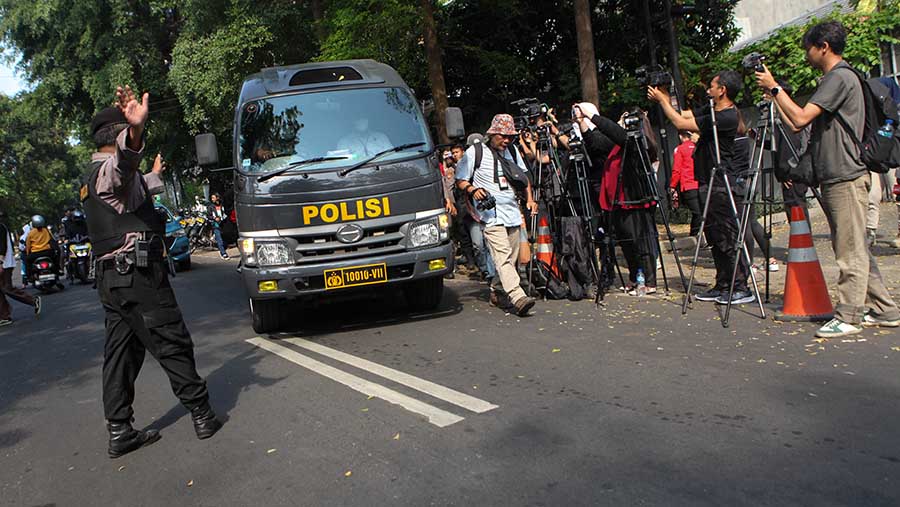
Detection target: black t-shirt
<box><xmin>692</xmin><ymin>105</ymin><xmax>739</xmax><ymax>187</ymax></box>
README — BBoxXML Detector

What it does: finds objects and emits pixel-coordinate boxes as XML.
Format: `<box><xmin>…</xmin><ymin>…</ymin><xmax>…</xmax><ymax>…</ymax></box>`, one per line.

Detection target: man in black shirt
<box><xmin>648</xmin><ymin>70</ymin><xmax>755</xmax><ymax>305</ymax></box>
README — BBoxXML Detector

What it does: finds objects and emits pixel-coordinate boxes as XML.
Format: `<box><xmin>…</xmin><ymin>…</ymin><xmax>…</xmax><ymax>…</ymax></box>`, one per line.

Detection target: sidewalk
<box><xmin>660</xmin><ymin>201</ymin><xmax>900</xmax><ymax>304</ymax></box>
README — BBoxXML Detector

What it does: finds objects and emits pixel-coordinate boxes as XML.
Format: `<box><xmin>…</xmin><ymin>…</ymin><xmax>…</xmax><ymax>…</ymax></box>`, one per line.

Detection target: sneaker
<box><xmin>34</xmin><ymin>296</ymin><xmax>41</xmax><ymax>317</ymax></box>
<box><xmin>695</xmin><ymin>289</ymin><xmax>722</xmax><ymax>302</ymax></box>
<box><xmin>513</xmin><ymin>296</ymin><xmax>536</xmax><ymax>317</ymax></box>
<box><xmin>768</xmin><ymin>259</ymin><xmax>780</xmax><ymax>272</ymax></box>
<box><xmin>816</xmin><ymin>318</ymin><xmax>863</xmax><ymax>338</ymax></box>
<box><xmin>489</xmin><ymin>291</ymin><xmax>500</xmax><ymax>307</ymax></box>
<box><xmin>627</xmin><ymin>286</ymin><xmax>657</xmax><ymax>296</ymax></box>
<box><xmin>715</xmin><ymin>290</ymin><xmax>756</xmax><ymax>305</ymax></box>
<box><xmin>0</xmin><ymin>319</ymin><xmax>11</xmax><ymax>327</ymax></box>
<box><xmin>861</xmin><ymin>312</ymin><xmax>900</xmax><ymax>328</ymax></box>
<box><xmin>220</xmin><ymin>253</ymin><xmax>230</xmax><ymax>259</ymax></box>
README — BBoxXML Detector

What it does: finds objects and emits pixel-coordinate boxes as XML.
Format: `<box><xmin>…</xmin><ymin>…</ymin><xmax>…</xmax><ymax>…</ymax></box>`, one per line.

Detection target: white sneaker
<box><xmin>816</xmin><ymin>318</ymin><xmax>863</xmax><ymax>338</ymax></box>
<box><xmin>862</xmin><ymin>313</ymin><xmax>900</xmax><ymax>328</ymax></box>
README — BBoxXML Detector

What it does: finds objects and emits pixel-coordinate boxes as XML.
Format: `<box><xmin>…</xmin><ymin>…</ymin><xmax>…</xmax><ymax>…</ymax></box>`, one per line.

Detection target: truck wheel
<box><xmin>250</xmin><ymin>298</ymin><xmax>284</xmax><ymax>334</ymax></box>
<box><xmin>404</xmin><ymin>277</ymin><xmax>443</xmax><ymax>312</ymax></box>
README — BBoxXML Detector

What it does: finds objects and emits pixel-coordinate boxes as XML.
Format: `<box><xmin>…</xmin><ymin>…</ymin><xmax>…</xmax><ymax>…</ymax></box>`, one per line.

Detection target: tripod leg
<box><xmin>723</xmin><ymin>187</ymin><xmax>757</xmax><ymax>327</ymax></box>
<box><xmin>682</xmin><ymin>178</ymin><xmax>718</xmax><ymax>314</ymax></box>
<box><xmin>722</xmin><ymin>177</ymin><xmax>767</xmax><ymax>322</ymax></box>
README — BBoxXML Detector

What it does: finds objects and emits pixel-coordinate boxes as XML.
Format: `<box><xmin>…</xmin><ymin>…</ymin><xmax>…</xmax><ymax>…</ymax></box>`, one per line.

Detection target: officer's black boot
<box><xmin>107</xmin><ymin>420</ymin><xmax>161</xmax><ymax>458</ymax></box>
<box><xmin>191</xmin><ymin>403</ymin><xmax>223</xmax><ymax>440</ymax></box>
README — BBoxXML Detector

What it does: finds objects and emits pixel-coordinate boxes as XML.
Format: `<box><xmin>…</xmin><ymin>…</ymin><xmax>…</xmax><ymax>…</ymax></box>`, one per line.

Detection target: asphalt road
<box><xmin>2</xmin><ymin>242</ymin><xmax>900</xmax><ymax>506</ymax></box>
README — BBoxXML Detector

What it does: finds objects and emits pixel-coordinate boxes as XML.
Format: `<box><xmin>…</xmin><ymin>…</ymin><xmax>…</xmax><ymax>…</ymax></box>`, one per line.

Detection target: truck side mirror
<box><xmin>445</xmin><ymin>107</ymin><xmax>465</xmax><ymax>139</ymax></box>
<box><xmin>195</xmin><ymin>133</ymin><xmax>219</xmax><ymax>167</ymax></box>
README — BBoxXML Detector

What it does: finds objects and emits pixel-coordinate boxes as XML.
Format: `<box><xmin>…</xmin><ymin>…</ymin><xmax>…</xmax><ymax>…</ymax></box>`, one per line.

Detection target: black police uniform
<box><xmin>83</xmin><ymin>150</ymin><xmax>219</xmax><ymax>452</ymax></box>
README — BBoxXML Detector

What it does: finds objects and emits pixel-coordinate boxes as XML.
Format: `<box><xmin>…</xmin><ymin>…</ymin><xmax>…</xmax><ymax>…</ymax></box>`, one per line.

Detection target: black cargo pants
<box><xmin>97</xmin><ymin>259</ymin><xmax>209</xmax><ymax>422</ymax></box>
<box><xmin>705</xmin><ymin>187</ymin><xmax>752</xmax><ymax>292</ymax></box>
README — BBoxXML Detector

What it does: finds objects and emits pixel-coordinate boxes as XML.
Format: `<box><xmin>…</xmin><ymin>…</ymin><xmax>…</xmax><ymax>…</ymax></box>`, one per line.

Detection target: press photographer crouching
<box><xmin>455</xmin><ymin>114</ymin><xmax>538</xmax><ymax>316</ymax></box>
<box><xmin>648</xmin><ymin>70</ymin><xmax>756</xmax><ymax>305</ymax></box>
<box><xmin>574</xmin><ymin>102</ymin><xmax>660</xmax><ymax>295</ymax></box>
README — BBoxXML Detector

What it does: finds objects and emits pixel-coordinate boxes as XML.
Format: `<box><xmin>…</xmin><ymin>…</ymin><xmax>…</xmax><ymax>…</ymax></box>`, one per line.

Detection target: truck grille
<box><xmin>293</xmin><ymin>224</ymin><xmax>404</xmax><ymax>264</ymax></box>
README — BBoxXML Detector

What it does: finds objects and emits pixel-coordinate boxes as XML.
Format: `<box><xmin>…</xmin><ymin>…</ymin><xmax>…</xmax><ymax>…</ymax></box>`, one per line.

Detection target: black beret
<box><xmin>90</xmin><ymin>107</ymin><xmax>127</xmax><ymax>136</ymax></box>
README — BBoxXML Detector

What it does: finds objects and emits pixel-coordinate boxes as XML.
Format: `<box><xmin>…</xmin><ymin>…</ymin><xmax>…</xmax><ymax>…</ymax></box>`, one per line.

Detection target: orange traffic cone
<box><xmin>774</xmin><ymin>206</ymin><xmax>834</xmax><ymax>322</ymax></box>
<box><xmin>535</xmin><ymin>215</ymin><xmax>560</xmax><ymax>277</ymax></box>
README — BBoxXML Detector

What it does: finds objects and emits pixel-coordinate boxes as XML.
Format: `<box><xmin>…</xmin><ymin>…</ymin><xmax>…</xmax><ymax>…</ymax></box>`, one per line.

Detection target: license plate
<box><xmin>324</xmin><ymin>263</ymin><xmax>387</xmax><ymax>290</ymax></box>
<box><xmin>38</xmin><ymin>274</ymin><xmax>55</xmax><ymax>281</ymax></box>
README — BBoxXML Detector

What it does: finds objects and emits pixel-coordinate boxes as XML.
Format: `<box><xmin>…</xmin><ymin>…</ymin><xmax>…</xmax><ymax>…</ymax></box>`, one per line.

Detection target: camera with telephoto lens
<box><xmin>742</xmin><ymin>52</ymin><xmax>766</xmax><ymax>72</ymax></box>
<box><xmin>475</xmin><ymin>192</ymin><xmax>496</xmax><ymax>211</ymax></box>
<box><xmin>635</xmin><ymin>65</ymin><xmax>673</xmax><ymax>88</ymax></box>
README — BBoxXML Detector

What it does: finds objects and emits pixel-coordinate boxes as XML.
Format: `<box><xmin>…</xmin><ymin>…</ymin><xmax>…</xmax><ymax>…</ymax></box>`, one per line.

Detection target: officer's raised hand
<box><xmin>115</xmin><ymin>85</ymin><xmax>149</xmax><ymax>149</ymax></box>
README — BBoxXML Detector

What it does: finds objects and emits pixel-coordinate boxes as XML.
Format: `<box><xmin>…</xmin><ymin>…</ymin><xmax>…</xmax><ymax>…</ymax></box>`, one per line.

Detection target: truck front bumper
<box><xmin>242</xmin><ymin>242</ymin><xmax>453</xmax><ymax>299</ymax></box>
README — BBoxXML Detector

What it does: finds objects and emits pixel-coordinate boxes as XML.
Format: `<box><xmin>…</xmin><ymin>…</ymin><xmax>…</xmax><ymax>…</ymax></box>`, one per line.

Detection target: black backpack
<box><xmin>834</xmin><ymin>66</ymin><xmax>900</xmax><ymax>174</ymax></box>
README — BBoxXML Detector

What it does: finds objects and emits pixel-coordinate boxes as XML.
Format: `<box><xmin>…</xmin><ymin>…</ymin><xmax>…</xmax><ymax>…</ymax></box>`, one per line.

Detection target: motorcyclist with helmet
<box><xmin>24</xmin><ymin>215</ymin><xmax>63</xmax><ymax>286</ymax></box>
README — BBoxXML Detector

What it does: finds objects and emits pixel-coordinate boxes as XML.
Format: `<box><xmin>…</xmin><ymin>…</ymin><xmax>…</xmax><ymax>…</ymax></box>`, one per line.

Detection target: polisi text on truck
<box><xmin>301</xmin><ymin>196</ymin><xmax>391</xmax><ymax>225</ymax></box>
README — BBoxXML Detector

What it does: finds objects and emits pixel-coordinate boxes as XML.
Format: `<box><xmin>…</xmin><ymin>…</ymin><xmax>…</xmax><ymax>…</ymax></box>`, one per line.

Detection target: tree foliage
<box><xmin>0</xmin><ymin>93</ymin><xmax>82</xmax><ymax>229</ymax></box>
<box><xmin>0</xmin><ymin>0</ymin><xmax>745</xmax><ymax>221</ymax></box>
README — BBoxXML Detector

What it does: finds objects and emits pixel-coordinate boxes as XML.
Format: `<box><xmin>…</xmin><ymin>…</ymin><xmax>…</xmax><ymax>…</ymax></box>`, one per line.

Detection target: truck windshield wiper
<box><xmin>337</xmin><ymin>142</ymin><xmax>427</xmax><ymax>177</ymax></box>
<box><xmin>256</xmin><ymin>156</ymin><xmax>350</xmax><ymax>182</ymax></box>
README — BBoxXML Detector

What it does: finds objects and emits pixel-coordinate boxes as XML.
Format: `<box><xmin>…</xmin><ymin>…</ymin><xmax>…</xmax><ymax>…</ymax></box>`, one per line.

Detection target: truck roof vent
<box><xmin>289</xmin><ymin>67</ymin><xmax>363</xmax><ymax>86</ymax></box>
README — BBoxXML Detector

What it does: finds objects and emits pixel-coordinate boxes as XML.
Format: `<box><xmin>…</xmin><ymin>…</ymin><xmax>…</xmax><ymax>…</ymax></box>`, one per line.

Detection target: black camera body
<box><xmin>511</xmin><ymin>98</ymin><xmax>548</xmax><ymax>133</ymax></box>
<box><xmin>742</xmin><ymin>52</ymin><xmax>766</xmax><ymax>72</ymax></box>
<box><xmin>635</xmin><ymin>65</ymin><xmax>673</xmax><ymax>88</ymax></box>
<box><xmin>622</xmin><ymin>109</ymin><xmax>644</xmax><ymax>134</ymax></box>
<box><xmin>475</xmin><ymin>193</ymin><xmax>497</xmax><ymax>211</ymax></box>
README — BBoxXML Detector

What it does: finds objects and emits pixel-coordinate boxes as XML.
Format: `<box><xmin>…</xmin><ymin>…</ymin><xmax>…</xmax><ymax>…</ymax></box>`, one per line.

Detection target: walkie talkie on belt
<box><xmin>135</xmin><ymin>239</ymin><xmax>150</xmax><ymax>268</ymax></box>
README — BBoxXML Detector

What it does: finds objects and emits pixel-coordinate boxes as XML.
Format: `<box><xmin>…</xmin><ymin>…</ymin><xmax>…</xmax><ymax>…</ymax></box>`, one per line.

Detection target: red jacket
<box><xmin>599</xmin><ymin>145</ymin><xmax>654</xmax><ymax>211</ymax></box>
<box><xmin>670</xmin><ymin>140</ymin><xmax>698</xmax><ymax>192</ymax></box>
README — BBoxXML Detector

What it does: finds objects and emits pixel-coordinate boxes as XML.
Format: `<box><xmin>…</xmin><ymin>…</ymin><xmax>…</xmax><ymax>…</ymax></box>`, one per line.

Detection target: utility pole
<box><xmin>574</xmin><ymin>0</ymin><xmax>599</xmax><ymax>105</ymax></box>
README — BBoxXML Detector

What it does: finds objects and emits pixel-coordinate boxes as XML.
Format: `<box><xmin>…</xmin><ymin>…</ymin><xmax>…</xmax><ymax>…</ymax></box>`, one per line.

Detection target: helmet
<box><xmin>31</xmin><ymin>215</ymin><xmax>46</xmax><ymax>228</ymax></box>
<box><xmin>466</xmin><ymin>133</ymin><xmax>484</xmax><ymax>146</ymax></box>
<box><xmin>72</xmin><ymin>210</ymin><xmax>85</xmax><ymax>220</ymax></box>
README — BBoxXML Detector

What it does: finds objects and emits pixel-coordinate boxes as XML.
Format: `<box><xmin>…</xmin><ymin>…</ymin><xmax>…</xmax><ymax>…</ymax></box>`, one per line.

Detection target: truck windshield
<box><xmin>239</xmin><ymin>87</ymin><xmax>431</xmax><ymax>174</ymax></box>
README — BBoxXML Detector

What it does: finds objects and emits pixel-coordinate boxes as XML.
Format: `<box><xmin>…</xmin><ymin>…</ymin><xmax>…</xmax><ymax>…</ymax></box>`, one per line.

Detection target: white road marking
<box><xmin>282</xmin><ymin>336</ymin><xmax>499</xmax><ymax>414</ymax></box>
<box><xmin>246</xmin><ymin>337</ymin><xmax>465</xmax><ymax>427</ymax></box>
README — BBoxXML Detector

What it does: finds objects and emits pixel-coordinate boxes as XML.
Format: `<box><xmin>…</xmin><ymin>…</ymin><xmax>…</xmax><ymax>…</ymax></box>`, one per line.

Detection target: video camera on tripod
<box><xmin>511</xmin><ymin>98</ymin><xmax>551</xmax><ymax>138</ymax></box>
<box><xmin>635</xmin><ymin>65</ymin><xmax>673</xmax><ymax>89</ymax></box>
<box><xmin>741</xmin><ymin>52</ymin><xmax>766</xmax><ymax>72</ymax></box>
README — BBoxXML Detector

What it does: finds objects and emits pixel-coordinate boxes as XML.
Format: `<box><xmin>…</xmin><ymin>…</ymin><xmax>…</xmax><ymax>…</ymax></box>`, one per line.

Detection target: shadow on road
<box><xmin>147</xmin><ymin>344</ymin><xmax>285</xmax><ymax>432</ymax></box>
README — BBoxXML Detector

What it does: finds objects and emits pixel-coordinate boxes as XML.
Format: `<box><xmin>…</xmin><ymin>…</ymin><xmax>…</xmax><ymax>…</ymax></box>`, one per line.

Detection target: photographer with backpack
<box><xmin>455</xmin><ymin>114</ymin><xmax>538</xmax><ymax>316</ymax></box>
<box><xmin>756</xmin><ymin>21</ymin><xmax>900</xmax><ymax>337</ymax></box>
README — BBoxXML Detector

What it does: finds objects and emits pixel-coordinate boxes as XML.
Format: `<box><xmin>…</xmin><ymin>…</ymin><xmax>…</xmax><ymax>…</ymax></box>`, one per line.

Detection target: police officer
<box><xmin>84</xmin><ymin>86</ymin><xmax>221</xmax><ymax>458</ymax></box>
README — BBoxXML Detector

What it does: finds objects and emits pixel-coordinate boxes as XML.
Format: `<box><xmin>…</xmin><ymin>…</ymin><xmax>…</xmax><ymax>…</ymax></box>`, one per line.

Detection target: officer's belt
<box><xmin>98</xmin><ymin>251</ymin><xmax>165</xmax><ymax>271</ymax></box>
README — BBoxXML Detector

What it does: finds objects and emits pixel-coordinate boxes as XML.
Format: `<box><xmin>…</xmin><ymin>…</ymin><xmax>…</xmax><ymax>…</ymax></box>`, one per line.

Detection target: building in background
<box><xmin>731</xmin><ymin>0</ymin><xmax>898</xmax><ymax>82</ymax></box>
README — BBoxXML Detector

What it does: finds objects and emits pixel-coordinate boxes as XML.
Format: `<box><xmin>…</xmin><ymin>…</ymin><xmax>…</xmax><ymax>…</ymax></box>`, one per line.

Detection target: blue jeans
<box><xmin>468</xmin><ymin>222</ymin><xmax>496</xmax><ymax>279</ymax></box>
<box><xmin>213</xmin><ymin>227</ymin><xmax>227</xmax><ymax>256</ymax></box>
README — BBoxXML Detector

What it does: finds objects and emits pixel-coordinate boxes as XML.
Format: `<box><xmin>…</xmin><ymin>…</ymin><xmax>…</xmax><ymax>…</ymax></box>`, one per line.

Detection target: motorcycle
<box><xmin>66</xmin><ymin>234</ymin><xmax>95</xmax><ymax>284</ymax></box>
<box><xmin>187</xmin><ymin>210</ymin><xmax>215</xmax><ymax>252</ymax></box>
<box><xmin>30</xmin><ymin>254</ymin><xmax>64</xmax><ymax>293</ymax></box>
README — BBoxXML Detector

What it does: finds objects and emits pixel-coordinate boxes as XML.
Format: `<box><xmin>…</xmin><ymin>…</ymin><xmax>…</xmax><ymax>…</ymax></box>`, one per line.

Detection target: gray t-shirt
<box><xmin>808</xmin><ymin>61</ymin><xmax>867</xmax><ymax>185</ymax></box>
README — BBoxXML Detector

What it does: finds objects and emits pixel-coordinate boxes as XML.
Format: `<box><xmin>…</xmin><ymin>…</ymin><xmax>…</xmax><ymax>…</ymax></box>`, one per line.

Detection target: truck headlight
<box><xmin>408</xmin><ymin>219</ymin><xmax>440</xmax><ymax>249</ymax></box>
<box><xmin>255</xmin><ymin>241</ymin><xmax>292</xmax><ymax>267</ymax></box>
<box><xmin>172</xmin><ymin>228</ymin><xmax>186</xmax><ymax>238</ymax></box>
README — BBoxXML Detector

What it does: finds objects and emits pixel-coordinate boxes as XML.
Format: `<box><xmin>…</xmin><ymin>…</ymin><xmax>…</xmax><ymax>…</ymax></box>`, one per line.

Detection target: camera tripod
<box><xmin>681</xmin><ymin>98</ymin><xmax>766</xmax><ymax>324</ymax></box>
<box><xmin>526</xmin><ymin>123</ymin><xmax>577</xmax><ymax>295</ymax></box>
<box><xmin>598</xmin><ymin>122</ymin><xmax>688</xmax><ymax>303</ymax></box>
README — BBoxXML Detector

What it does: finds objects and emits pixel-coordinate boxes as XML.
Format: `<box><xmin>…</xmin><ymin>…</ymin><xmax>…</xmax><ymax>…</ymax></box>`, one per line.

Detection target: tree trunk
<box><xmin>420</xmin><ymin>0</ymin><xmax>450</xmax><ymax>144</ymax></box>
<box><xmin>574</xmin><ymin>0</ymin><xmax>599</xmax><ymax>105</ymax></box>
<box><xmin>310</xmin><ymin>0</ymin><xmax>327</xmax><ymax>44</ymax></box>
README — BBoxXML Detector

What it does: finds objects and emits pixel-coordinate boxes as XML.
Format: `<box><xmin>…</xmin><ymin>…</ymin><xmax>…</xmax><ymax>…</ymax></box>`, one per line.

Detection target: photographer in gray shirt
<box><xmin>756</xmin><ymin>21</ymin><xmax>900</xmax><ymax>338</ymax></box>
